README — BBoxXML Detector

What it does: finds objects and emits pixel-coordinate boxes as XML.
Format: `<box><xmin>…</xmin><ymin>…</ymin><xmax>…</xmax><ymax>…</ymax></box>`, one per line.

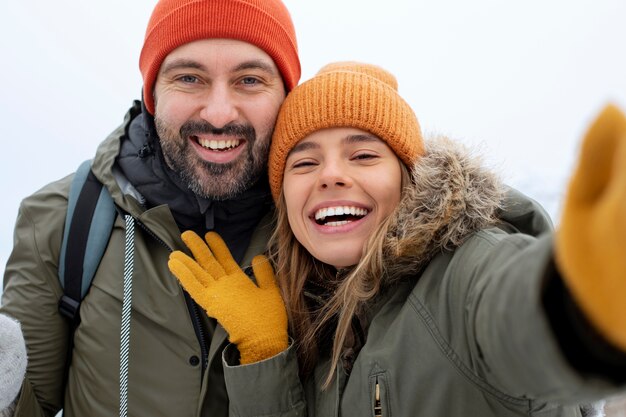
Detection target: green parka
<box><xmin>220</xmin><ymin>137</ymin><xmax>619</xmax><ymax>417</ymax></box>
<box><xmin>1</xmin><ymin>102</ymin><xmax>273</xmax><ymax>417</ymax></box>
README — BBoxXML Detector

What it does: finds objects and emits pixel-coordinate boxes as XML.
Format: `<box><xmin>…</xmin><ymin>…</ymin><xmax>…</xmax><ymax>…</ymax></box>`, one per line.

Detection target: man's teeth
<box><xmin>314</xmin><ymin>206</ymin><xmax>369</xmax><ymax>221</ymax></box>
<box><xmin>197</xmin><ymin>138</ymin><xmax>241</xmax><ymax>150</ymax></box>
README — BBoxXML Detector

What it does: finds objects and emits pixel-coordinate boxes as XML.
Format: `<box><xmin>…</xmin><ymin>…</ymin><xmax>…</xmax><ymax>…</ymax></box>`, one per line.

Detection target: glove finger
<box><xmin>251</xmin><ymin>255</ymin><xmax>278</xmax><ymax>290</ymax></box>
<box><xmin>606</xmin><ymin>120</ymin><xmax>626</xmax><ymax>205</ymax></box>
<box><xmin>181</xmin><ymin>231</ymin><xmax>226</xmax><ymax>278</ymax></box>
<box><xmin>205</xmin><ymin>232</ymin><xmax>241</xmax><ymax>276</ymax></box>
<box><xmin>169</xmin><ymin>251</ymin><xmax>216</xmax><ymax>287</ymax></box>
<box><xmin>168</xmin><ymin>257</ymin><xmax>214</xmax><ymax>308</ymax></box>
<box><xmin>568</xmin><ymin>104</ymin><xmax>626</xmax><ymax>204</ymax></box>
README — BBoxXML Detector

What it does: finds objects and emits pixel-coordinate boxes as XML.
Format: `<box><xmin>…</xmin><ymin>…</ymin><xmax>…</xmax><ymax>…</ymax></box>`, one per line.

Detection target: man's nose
<box><xmin>199</xmin><ymin>85</ymin><xmax>239</xmax><ymax>129</ymax></box>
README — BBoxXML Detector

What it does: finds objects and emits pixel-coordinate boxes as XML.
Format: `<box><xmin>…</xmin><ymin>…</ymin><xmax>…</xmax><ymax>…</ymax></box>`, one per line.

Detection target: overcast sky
<box><xmin>1</xmin><ymin>0</ymin><xmax>626</xmax><ymax>282</ymax></box>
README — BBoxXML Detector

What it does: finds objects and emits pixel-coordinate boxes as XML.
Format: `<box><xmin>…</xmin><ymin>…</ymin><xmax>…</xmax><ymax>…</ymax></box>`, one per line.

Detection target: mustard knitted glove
<box><xmin>556</xmin><ymin>104</ymin><xmax>626</xmax><ymax>351</ymax></box>
<box><xmin>168</xmin><ymin>231</ymin><xmax>288</xmax><ymax>364</ymax></box>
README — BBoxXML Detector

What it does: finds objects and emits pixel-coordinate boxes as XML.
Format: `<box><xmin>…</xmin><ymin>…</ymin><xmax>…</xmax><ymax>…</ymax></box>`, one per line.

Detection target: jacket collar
<box><xmin>381</xmin><ymin>135</ymin><xmax>551</xmax><ymax>284</ymax></box>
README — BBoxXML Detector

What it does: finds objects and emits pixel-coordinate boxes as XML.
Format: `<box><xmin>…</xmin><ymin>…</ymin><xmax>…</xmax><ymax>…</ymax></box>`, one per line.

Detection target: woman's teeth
<box><xmin>314</xmin><ymin>206</ymin><xmax>369</xmax><ymax>226</ymax></box>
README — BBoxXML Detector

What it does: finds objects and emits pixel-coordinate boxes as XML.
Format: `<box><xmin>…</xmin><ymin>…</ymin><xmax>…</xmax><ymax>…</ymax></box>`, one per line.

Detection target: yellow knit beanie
<box><xmin>269</xmin><ymin>61</ymin><xmax>423</xmax><ymax>201</ymax></box>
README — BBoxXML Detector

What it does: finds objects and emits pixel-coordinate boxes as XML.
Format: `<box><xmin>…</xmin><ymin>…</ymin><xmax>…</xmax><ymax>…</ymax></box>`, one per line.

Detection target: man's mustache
<box><xmin>180</xmin><ymin>120</ymin><xmax>255</xmax><ymax>138</ymax></box>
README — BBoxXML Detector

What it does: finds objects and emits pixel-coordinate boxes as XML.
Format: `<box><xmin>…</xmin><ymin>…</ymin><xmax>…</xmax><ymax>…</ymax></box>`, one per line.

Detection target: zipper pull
<box><xmin>374</xmin><ymin>377</ymin><xmax>382</xmax><ymax>417</ymax></box>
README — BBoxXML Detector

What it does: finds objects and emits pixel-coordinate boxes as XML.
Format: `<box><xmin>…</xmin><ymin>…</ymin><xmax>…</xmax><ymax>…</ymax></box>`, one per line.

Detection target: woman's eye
<box><xmin>353</xmin><ymin>153</ymin><xmax>377</xmax><ymax>161</ymax></box>
<box><xmin>291</xmin><ymin>160</ymin><xmax>316</xmax><ymax>169</ymax></box>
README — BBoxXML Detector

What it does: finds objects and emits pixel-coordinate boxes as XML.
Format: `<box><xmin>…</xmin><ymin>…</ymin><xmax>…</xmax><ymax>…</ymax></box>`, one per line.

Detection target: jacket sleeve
<box><xmin>1</xmin><ymin>180</ymin><xmax>72</xmax><ymax>417</ymax></box>
<box><xmin>222</xmin><ymin>342</ymin><xmax>306</xmax><ymax>417</ymax></box>
<box><xmin>542</xmin><ymin>257</ymin><xmax>626</xmax><ymax>385</ymax></box>
<box><xmin>458</xmin><ymin>231</ymin><xmax>623</xmax><ymax>404</ymax></box>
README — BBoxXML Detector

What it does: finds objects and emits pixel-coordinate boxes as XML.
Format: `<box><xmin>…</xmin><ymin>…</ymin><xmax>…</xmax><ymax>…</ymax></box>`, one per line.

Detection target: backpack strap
<box><xmin>58</xmin><ymin>159</ymin><xmax>117</xmax><ymax>323</ymax></box>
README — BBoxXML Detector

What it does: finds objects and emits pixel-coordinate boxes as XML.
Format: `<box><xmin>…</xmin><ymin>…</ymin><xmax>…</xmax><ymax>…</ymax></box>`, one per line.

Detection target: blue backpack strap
<box><xmin>58</xmin><ymin>159</ymin><xmax>117</xmax><ymax>323</ymax></box>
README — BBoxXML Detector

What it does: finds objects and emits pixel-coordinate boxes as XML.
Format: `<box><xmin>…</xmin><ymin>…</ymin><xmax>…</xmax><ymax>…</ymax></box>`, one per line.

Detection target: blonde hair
<box><xmin>268</xmin><ymin>163</ymin><xmax>412</xmax><ymax>387</ymax></box>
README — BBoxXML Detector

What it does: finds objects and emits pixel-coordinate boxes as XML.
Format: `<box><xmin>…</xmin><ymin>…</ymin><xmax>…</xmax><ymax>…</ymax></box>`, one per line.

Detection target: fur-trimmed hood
<box><xmin>382</xmin><ymin>135</ymin><xmax>504</xmax><ymax>281</ymax></box>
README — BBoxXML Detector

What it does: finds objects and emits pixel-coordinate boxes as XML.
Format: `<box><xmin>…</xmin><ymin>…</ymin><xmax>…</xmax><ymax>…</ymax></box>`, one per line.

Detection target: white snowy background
<box><xmin>1</xmin><ymin>0</ymin><xmax>625</xmax><ymax>282</ymax></box>
<box><xmin>1</xmin><ymin>2</ymin><xmax>626</xmax><ymax>416</ymax></box>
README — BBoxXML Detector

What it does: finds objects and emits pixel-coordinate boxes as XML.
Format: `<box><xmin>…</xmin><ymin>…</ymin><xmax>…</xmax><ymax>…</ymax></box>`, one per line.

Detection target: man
<box><xmin>0</xmin><ymin>0</ymin><xmax>300</xmax><ymax>415</ymax></box>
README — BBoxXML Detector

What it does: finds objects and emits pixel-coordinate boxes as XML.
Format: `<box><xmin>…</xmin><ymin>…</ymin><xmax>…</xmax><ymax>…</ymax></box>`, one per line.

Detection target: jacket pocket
<box><xmin>370</xmin><ymin>372</ymin><xmax>391</xmax><ymax>417</ymax></box>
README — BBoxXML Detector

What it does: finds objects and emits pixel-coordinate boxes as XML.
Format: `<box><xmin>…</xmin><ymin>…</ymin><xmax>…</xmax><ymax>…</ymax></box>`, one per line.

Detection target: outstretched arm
<box><xmin>469</xmin><ymin>105</ymin><xmax>626</xmax><ymax>404</ymax></box>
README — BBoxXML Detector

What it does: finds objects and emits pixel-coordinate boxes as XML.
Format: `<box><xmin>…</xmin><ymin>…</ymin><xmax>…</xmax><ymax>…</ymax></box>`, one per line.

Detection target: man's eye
<box><xmin>178</xmin><ymin>75</ymin><xmax>198</xmax><ymax>83</ymax></box>
<box><xmin>241</xmin><ymin>77</ymin><xmax>260</xmax><ymax>86</ymax></box>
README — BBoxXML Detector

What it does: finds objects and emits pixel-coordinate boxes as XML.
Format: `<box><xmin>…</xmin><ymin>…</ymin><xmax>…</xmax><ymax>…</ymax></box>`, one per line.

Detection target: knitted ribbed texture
<box><xmin>0</xmin><ymin>314</ymin><xmax>27</xmax><ymax>411</ymax></box>
<box><xmin>139</xmin><ymin>0</ymin><xmax>300</xmax><ymax>114</ymax></box>
<box><xmin>317</xmin><ymin>61</ymin><xmax>399</xmax><ymax>90</ymax></box>
<box><xmin>269</xmin><ymin>61</ymin><xmax>423</xmax><ymax>201</ymax></box>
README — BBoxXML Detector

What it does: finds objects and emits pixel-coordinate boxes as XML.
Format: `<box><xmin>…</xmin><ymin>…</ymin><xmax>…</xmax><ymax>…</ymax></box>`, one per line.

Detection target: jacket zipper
<box><xmin>184</xmin><ymin>292</ymin><xmax>209</xmax><ymax>376</ymax></box>
<box><xmin>374</xmin><ymin>376</ymin><xmax>382</xmax><ymax>417</ymax></box>
<box><xmin>136</xmin><ymin>219</ymin><xmax>209</xmax><ymax>377</ymax></box>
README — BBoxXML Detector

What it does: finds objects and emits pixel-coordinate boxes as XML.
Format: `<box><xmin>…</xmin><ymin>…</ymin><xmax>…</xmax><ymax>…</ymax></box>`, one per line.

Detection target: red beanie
<box><xmin>139</xmin><ymin>0</ymin><xmax>300</xmax><ymax>115</ymax></box>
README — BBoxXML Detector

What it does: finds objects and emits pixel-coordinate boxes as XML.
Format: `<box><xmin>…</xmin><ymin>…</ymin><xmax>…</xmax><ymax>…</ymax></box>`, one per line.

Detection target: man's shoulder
<box><xmin>21</xmin><ymin>173</ymin><xmax>73</xmax><ymax>211</ymax></box>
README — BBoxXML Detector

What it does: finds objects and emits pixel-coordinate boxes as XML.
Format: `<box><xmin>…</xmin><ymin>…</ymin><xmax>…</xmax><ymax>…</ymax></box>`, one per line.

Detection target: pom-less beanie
<box><xmin>139</xmin><ymin>0</ymin><xmax>301</xmax><ymax>115</ymax></box>
<box><xmin>269</xmin><ymin>61</ymin><xmax>423</xmax><ymax>201</ymax></box>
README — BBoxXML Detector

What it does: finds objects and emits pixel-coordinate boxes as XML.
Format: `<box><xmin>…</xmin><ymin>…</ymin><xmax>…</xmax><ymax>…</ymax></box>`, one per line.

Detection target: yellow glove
<box><xmin>556</xmin><ymin>104</ymin><xmax>626</xmax><ymax>351</ymax></box>
<box><xmin>168</xmin><ymin>231</ymin><xmax>288</xmax><ymax>364</ymax></box>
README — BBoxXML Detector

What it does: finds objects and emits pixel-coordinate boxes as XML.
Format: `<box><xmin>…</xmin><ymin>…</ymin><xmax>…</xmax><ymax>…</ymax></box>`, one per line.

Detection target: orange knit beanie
<box><xmin>269</xmin><ymin>61</ymin><xmax>423</xmax><ymax>201</ymax></box>
<box><xmin>139</xmin><ymin>0</ymin><xmax>300</xmax><ymax>115</ymax></box>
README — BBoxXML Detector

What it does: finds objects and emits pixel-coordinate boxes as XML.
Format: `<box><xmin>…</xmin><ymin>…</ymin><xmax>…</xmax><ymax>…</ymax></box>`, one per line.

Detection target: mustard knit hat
<box><xmin>269</xmin><ymin>61</ymin><xmax>423</xmax><ymax>201</ymax></box>
<box><xmin>139</xmin><ymin>0</ymin><xmax>300</xmax><ymax>115</ymax></box>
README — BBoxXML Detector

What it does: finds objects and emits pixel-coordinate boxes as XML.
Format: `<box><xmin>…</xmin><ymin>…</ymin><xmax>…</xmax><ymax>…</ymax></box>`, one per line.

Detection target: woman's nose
<box><xmin>320</xmin><ymin>179</ymin><xmax>346</xmax><ymax>189</ymax></box>
<box><xmin>318</xmin><ymin>162</ymin><xmax>351</xmax><ymax>190</ymax></box>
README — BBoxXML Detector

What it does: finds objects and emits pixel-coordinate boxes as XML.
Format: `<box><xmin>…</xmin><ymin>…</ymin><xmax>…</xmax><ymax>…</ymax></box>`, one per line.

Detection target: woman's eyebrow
<box><xmin>343</xmin><ymin>134</ymin><xmax>380</xmax><ymax>145</ymax></box>
<box><xmin>288</xmin><ymin>141</ymin><xmax>319</xmax><ymax>156</ymax></box>
<box><xmin>288</xmin><ymin>134</ymin><xmax>381</xmax><ymax>156</ymax></box>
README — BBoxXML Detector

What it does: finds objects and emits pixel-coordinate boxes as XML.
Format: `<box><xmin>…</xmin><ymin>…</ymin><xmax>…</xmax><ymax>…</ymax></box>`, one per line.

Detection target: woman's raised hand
<box><xmin>168</xmin><ymin>231</ymin><xmax>288</xmax><ymax>364</ymax></box>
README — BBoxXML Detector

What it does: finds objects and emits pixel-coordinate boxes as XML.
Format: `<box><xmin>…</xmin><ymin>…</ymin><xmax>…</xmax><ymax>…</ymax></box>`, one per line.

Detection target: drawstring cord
<box><xmin>119</xmin><ymin>215</ymin><xmax>135</xmax><ymax>417</ymax></box>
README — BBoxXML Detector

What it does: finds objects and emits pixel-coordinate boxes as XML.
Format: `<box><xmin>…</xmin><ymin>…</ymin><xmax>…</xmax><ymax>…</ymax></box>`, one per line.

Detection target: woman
<box><xmin>169</xmin><ymin>62</ymin><xmax>626</xmax><ymax>416</ymax></box>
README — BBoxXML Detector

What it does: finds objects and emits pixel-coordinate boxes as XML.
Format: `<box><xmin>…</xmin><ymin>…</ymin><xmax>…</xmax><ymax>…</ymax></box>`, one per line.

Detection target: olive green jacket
<box><xmin>221</xmin><ymin>137</ymin><xmax>618</xmax><ymax>417</ymax></box>
<box><xmin>1</xmin><ymin>102</ymin><xmax>273</xmax><ymax>417</ymax></box>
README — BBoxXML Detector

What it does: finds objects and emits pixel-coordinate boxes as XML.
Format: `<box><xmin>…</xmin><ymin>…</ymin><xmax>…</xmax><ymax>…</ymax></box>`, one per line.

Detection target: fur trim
<box><xmin>383</xmin><ymin>135</ymin><xmax>503</xmax><ymax>281</ymax></box>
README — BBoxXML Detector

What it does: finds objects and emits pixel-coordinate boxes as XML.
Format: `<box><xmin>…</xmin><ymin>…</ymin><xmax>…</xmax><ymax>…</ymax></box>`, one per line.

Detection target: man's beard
<box><xmin>155</xmin><ymin>118</ymin><xmax>271</xmax><ymax>200</ymax></box>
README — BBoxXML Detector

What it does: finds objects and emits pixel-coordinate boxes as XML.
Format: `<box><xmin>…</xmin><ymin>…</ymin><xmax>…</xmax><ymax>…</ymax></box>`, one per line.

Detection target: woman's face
<box><xmin>283</xmin><ymin>127</ymin><xmax>403</xmax><ymax>268</ymax></box>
